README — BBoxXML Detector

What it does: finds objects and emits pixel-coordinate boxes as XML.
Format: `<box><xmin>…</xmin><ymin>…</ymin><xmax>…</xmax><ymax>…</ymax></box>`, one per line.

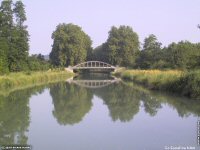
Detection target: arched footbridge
<box><xmin>66</xmin><ymin>61</ymin><xmax>116</xmax><ymax>73</ymax></box>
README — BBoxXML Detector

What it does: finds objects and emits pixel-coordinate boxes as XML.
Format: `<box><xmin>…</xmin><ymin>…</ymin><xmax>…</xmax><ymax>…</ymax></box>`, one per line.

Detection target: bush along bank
<box><xmin>114</xmin><ymin>69</ymin><xmax>200</xmax><ymax>100</ymax></box>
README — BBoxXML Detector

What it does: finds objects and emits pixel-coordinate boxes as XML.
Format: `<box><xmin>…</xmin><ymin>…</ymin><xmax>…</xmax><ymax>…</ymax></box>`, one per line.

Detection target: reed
<box><xmin>0</xmin><ymin>70</ymin><xmax>74</xmax><ymax>92</ymax></box>
<box><xmin>114</xmin><ymin>69</ymin><xmax>200</xmax><ymax>100</ymax></box>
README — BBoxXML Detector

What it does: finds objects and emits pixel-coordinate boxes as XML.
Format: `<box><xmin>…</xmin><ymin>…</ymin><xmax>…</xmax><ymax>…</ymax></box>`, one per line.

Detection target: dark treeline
<box><xmin>135</xmin><ymin>35</ymin><xmax>200</xmax><ymax>70</ymax></box>
<box><xmin>0</xmin><ymin>0</ymin><xmax>50</xmax><ymax>74</ymax></box>
<box><xmin>50</xmin><ymin>23</ymin><xmax>200</xmax><ymax>70</ymax></box>
<box><xmin>92</xmin><ymin>31</ymin><xmax>200</xmax><ymax>70</ymax></box>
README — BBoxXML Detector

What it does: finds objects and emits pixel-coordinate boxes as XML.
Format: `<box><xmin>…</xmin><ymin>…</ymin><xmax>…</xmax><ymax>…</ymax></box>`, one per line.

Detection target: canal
<box><xmin>0</xmin><ymin>73</ymin><xmax>199</xmax><ymax>150</ymax></box>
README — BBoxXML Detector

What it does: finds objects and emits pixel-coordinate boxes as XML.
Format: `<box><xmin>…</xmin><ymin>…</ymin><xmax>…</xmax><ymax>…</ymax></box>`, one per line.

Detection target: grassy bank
<box><xmin>0</xmin><ymin>70</ymin><xmax>74</xmax><ymax>95</ymax></box>
<box><xmin>114</xmin><ymin>69</ymin><xmax>200</xmax><ymax>100</ymax></box>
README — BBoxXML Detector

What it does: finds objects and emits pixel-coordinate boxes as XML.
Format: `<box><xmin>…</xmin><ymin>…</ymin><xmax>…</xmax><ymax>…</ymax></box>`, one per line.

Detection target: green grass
<box><xmin>114</xmin><ymin>69</ymin><xmax>200</xmax><ymax>100</ymax></box>
<box><xmin>0</xmin><ymin>70</ymin><xmax>74</xmax><ymax>95</ymax></box>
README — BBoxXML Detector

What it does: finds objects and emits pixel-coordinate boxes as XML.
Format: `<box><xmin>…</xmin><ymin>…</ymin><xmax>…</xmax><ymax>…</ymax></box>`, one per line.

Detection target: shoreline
<box><xmin>0</xmin><ymin>70</ymin><xmax>75</xmax><ymax>96</ymax></box>
<box><xmin>113</xmin><ymin>69</ymin><xmax>200</xmax><ymax>100</ymax></box>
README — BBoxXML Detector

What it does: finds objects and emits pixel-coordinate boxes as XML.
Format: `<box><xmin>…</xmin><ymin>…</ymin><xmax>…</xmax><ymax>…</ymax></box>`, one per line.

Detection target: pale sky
<box><xmin>20</xmin><ymin>0</ymin><xmax>200</xmax><ymax>55</ymax></box>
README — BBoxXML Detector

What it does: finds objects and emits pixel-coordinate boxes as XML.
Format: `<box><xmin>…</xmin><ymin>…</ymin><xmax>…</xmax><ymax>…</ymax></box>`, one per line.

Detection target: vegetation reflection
<box><xmin>123</xmin><ymin>81</ymin><xmax>200</xmax><ymax>118</ymax></box>
<box><xmin>50</xmin><ymin>82</ymin><xmax>93</xmax><ymax>125</ymax></box>
<box><xmin>0</xmin><ymin>85</ymin><xmax>46</xmax><ymax>145</ymax></box>
<box><xmin>94</xmin><ymin>83</ymin><xmax>141</xmax><ymax>122</ymax></box>
<box><xmin>50</xmin><ymin>78</ymin><xmax>200</xmax><ymax>124</ymax></box>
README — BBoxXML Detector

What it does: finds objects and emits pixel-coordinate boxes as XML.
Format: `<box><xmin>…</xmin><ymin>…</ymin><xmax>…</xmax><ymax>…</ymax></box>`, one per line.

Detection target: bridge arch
<box><xmin>72</xmin><ymin>61</ymin><xmax>116</xmax><ymax>69</ymax></box>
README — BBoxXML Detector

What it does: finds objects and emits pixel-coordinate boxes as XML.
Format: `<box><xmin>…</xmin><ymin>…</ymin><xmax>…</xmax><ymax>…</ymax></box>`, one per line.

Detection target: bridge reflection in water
<box><xmin>67</xmin><ymin>77</ymin><xmax>121</xmax><ymax>89</ymax></box>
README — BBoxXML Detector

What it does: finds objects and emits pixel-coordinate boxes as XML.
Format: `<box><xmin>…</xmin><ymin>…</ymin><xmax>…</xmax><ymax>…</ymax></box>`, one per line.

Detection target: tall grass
<box><xmin>114</xmin><ymin>69</ymin><xmax>200</xmax><ymax>100</ymax></box>
<box><xmin>0</xmin><ymin>70</ymin><xmax>74</xmax><ymax>92</ymax></box>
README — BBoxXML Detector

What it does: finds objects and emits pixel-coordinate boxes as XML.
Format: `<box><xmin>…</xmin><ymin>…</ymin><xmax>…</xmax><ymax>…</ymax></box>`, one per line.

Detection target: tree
<box><xmin>13</xmin><ymin>1</ymin><xmax>26</xmax><ymax>27</ymax></box>
<box><xmin>8</xmin><ymin>0</ymin><xmax>29</xmax><ymax>71</ymax></box>
<box><xmin>0</xmin><ymin>0</ymin><xmax>29</xmax><ymax>72</ymax></box>
<box><xmin>28</xmin><ymin>54</ymin><xmax>50</xmax><ymax>71</ymax></box>
<box><xmin>91</xmin><ymin>43</ymin><xmax>108</xmax><ymax>62</ymax></box>
<box><xmin>166</xmin><ymin>41</ymin><xmax>200</xmax><ymax>69</ymax></box>
<box><xmin>0</xmin><ymin>0</ymin><xmax>13</xmax><ymax>74</ymax></box>
<box><xmin>50</xmin><ymin>23</ymin><xmax>92</xmax><ymax>67</ymax></box>
<box><xmin>0</xmin><ymin>38</ymin><xmax>9</xmax><ymax>74</ymax></box>
<box><xmin>136</xmin><ymin>34</ymin><xmax>163</xmax><ymax>69</ymax></box>
<box><xmin>104</xmin><ymin>25</ymin><xmax>139</xmax><ymax>66</ymax></box>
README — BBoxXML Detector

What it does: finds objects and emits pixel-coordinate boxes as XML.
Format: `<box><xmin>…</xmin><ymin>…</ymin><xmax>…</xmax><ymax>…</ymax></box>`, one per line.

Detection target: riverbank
<box><xmin>0</xmin><ymin>70</ymin><xmax>74</xmax><ymax>95</ymax></box>
<box><xmin>114</xmin><ymin>69</ymin><xmax>200</xmax><ymax>100</ymax></box>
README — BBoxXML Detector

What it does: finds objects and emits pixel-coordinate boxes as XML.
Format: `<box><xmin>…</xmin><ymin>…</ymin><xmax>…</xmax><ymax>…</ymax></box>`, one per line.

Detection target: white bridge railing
<box><xmin>72</xmin><ymin>61</ymin><xmax>116</xmax><ymax>69</ymax></box>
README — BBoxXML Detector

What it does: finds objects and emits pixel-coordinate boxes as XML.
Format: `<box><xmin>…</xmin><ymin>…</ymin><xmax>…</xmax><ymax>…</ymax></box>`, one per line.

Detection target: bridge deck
<box><xmin>68</xmin><ymin>61</ymin><xmax>116</xmax><ymax>73</ymax></box>
<box><xmin>72</xmin><ymin>67</ymin><xmax>115</xmax><ymax>69</ymax></box>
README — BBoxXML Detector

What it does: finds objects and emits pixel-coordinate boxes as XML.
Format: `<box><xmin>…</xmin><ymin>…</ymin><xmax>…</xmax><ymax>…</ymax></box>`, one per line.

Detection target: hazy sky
<box><xmin>21</xmin><ymin>0</ymin><xmax>200</xmax><ymax>55</ymax></box>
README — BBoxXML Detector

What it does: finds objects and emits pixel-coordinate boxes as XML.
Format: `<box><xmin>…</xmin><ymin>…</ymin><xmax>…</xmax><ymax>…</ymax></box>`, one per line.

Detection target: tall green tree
<box><xmin>0</xmin><ymin>0</ymin><xmax>29</xmax><ymax>72</ymax></box>
<box><xmin>136</xmin><ymin>34</ymin><xmax>163</xmax><ymax>69</ymax></box>
<box><xmin>0</xmin><ymin>36</ymin><xmax>9</xmax><ymax>74</ymax></box>
<box><xmin>92</xmin><ymin>43</ymin><xmax>108</xmax><ymax>62</ymax></box>
<box><xmin>104</xmin><ymin>25</ymin><xmax>139</xmax><ymax>66</ymax></box>
<box><xmin>166</xmin><ymin>41</ymin><xmax>200</xmax><ymax>69</ymax></box>
<box><xmin>9</xmin><ymin>0</ymin><xmax>29</xmax><ymax>71</ymax></box>
<box><xmin>0</xmin><ymin>0</ymin><xmax>13</xmax><ymax>74</ymax></box>
<box><xmin>50</xmin><ymin>23</ymin><xmax>92</xmax><ymax>67</ymax></box>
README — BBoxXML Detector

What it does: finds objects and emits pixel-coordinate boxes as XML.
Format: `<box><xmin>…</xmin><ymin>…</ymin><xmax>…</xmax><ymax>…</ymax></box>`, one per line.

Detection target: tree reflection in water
<box><xmin>51</xmin><ymin>78</ymin><xmax>200</xmax><ymax>124</ymax></box>
<box><xmin>0</xmin><ymin>86</ymin><xmax>46</xmax><ymax>145</ymax></box>
<box><xmin>93</xmin><ymin>83</ymin><xmax>141</xmax><ymax>122</ymax></box>
<box><xmin>50</xmin><ymin>83</ymin><xmax>93</xmax><ymax>125</ymax></box>
<box><xmin>0</xmin><ymin>78</ymin><xmax>200</xmax><ymax>146</ymax></box>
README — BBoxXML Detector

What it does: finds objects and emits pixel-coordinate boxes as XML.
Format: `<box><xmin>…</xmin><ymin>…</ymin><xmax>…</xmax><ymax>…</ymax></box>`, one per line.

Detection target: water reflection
<box><xmin>123</xmin><ymin>81</ymin><xmax>200</xmax><ymax>118</ymax></box>
<box><xmin>0</xmin><ymin>74</ymin><xmax>200</xmax><ymax>147</ymax></box>
<box><xmin>0</xmin><ymin>85</ymin><xmax>46</xmax><ymax>145</ymax></box>
<box><xmin>67</xmin><ymin>74</ymin><xmax>120</xmax><ymax>89</ymax></box>
<box><xmin>94</xmin><ymin>83</ymin><xmax>141</xmax><ymax>122</ymax></box>
<box><xmin>51</xmin><ymin>74</ymin><xmax>200</xmax><ymax>124</ymax></box>
<box><xmin>49</xmin><ymin>83</ymin><xmax>93</xmax><ymax>125</ymax></box>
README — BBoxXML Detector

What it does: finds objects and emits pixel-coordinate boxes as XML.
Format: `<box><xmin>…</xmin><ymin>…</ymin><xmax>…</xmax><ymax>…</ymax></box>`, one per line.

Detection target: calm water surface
<box><xmin>0</xmin><ymin>74</ymin><xmax>200</xmax><ymax>150</ymax></box>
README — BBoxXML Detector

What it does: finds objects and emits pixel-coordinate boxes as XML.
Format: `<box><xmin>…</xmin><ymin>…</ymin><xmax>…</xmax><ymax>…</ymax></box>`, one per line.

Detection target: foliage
<box><xmin>114</xmin><ymin>69</ymin><xmax>200</xmax><ymax>100</ymax></box>
<box><xmin>28</xmin><ymin>54</ymin><xmax>50</xmax><ymax>71</ymax></box>
<box><xmin>135</xmin><ymin>37</ymin><xmax>200</xmax><ymax>70</ymax></box>
<box><xmin>91</xmin><ymin>43</ymin><xmax>108</xmax><ymax>62</ymax></box>
<box><xmin>0</xmin><ymin>37</ymin><xmax>9</xmax><ymax>74</ymax></box>
<box><xmin>136</xmin><ymin>34</ymin><xmax>163</xmax><ymax>69</ymax></box>
<box><xmin>0</xmin><ymin>0</ymin><xmax>12</xmax><ymax>74</ymax></box>
<box><xmin>50</xmin><ymin>23</ymin><xmax>92</xmax><ymax>67</ymax></box>
<box><xmin>172</xmin><ymin>70</ymin><xmax>200</xmax><ymax>99</ymax></box>
<box><xmin>164</xmin><ymin>41</ymin><xmax>200</xmax><ymax>69</ymax></box>
<box><xmin>91</xmin><ymin>26</ymin><xmax>139</xmax><ymax>67</ymax></box>
<box><xmin>0</xmin><ymin>0</ymin><xmax>29</xmax><ymax>73</ymax></box>
<box><xmin>92</xmin><ymin>31</ymin><xmax>199</xmax><ymax>70</ymax></box>
<box><xmin>104</xmin><ymin>26</ymin><xmax>139</xmax><ymax>66</ymax></box>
